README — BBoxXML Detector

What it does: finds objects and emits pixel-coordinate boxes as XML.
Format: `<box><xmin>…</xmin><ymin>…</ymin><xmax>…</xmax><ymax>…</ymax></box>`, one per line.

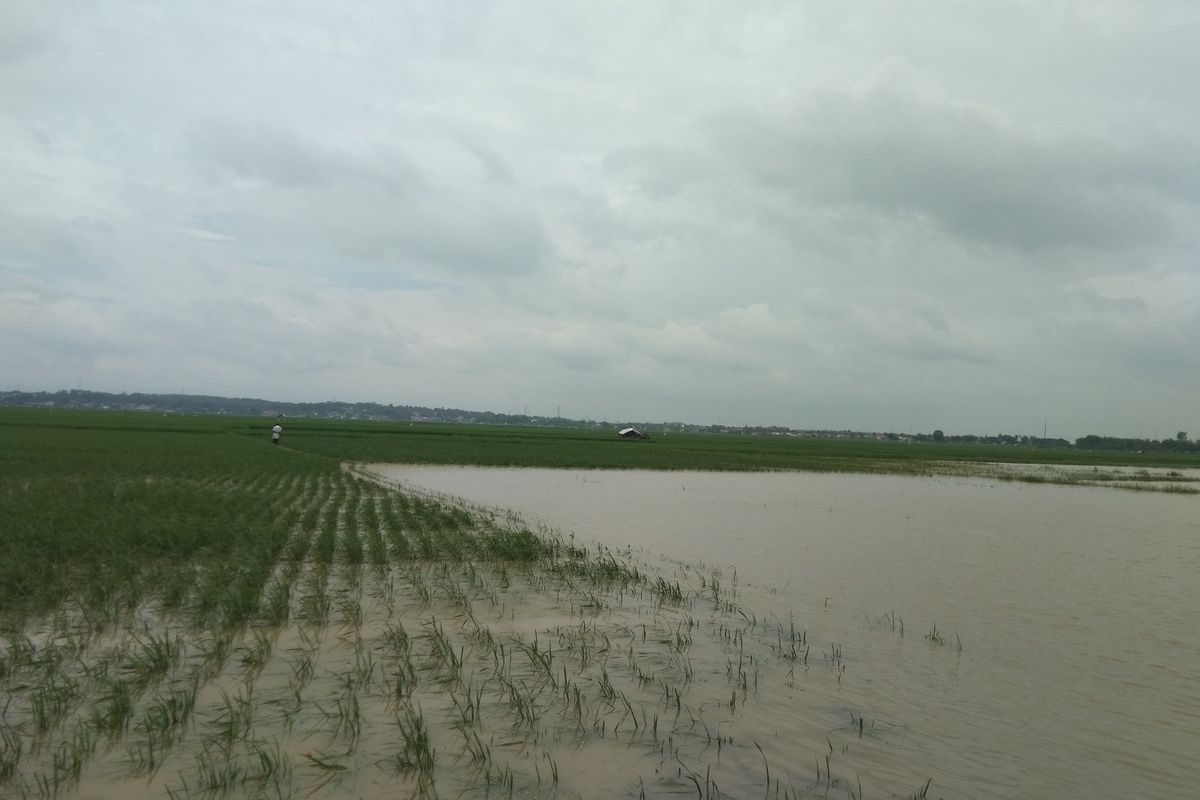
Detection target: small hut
<box><xmin>617</xmin><ymin>427</ymin><xmax>650</xmax><ymax>440</ymax></box>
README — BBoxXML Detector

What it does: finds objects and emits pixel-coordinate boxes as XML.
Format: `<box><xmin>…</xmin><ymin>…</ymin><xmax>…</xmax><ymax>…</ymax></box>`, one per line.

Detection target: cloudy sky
<box><xmin>3</xmin><ymin>2</ymin><xmax>1198</xmax><ymax>438</ymax></box>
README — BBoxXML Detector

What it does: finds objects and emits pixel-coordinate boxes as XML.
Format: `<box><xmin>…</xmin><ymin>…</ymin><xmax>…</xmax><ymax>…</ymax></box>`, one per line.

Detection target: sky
<box><xmin>2</xmin><ymin>1</ymin><xmax>1198</xmax><ymax>440</ymax></box>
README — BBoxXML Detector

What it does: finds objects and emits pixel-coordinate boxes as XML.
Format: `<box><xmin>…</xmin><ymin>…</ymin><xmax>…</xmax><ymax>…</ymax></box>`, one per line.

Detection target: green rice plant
<box><xmin>382</xmin><ymin>499</ymin><xmax>413</xmax><ymax>561</ymax></box>
<box><xmin>127</xmin><ymin>728</ymin><xmax>168</xmax><ymax>776</ymax></box>
<box><xmin>237</xmin><ymin>628</ymin><xmax>274</xmax><ymax>676</ymax></box>
<box><xmin>1</xmin><ymin>634</ymin><xmax>36</xmax><ymax>679</ymax></box>
<box><xmin>461</xmin><ymin>726</ymin><xmax>491</xmax><ymax>766</ymax></box>
<box><xmin>141</xmin><ymin>678</ymin><xmax>199</xmax><ymax>741</ymax></box>
<box><xmin>247</xmin><ymin>739</ymin><xmax>293</xmax><ymax>799</ymax></box>
<box><xmin>362</xmin><ymin>495</ymin><xmax>389</xmax><ymax>567</ymax></box>
<box><xmin>0</xmin><ymin>725</ymin><xmax>23</xmax><ymax>781</ymax></box>
<box><xmin>297</xmin><ymin>567</ymin><xmax>331</xmax><ymax>626</ymax></box>
<box><xmin>314</xmin><ymin>670</ymin><xmax>364</xmax><ymax>748</ymax></box>
<box><xmin>381</xmin><ymin>623</ymin><xmax>417</xmax><ymax>704</ymax></box>
<box><xmin>481</xmin><ymin>524</ymin><xmax>547</xmax><ymax>562</ymax></box>
<box><xmin>91</xmin><ymin>676</ymin><xmax>135</xmax><ymax>735</ymax></box>
<box><xmin>33</xmin><ymin>728</ymin><xmax>93</xmax><ymax>798</ymax></box>
<box><xmin>498</xmin><ymin>675</ymin><xmax>541</xmax><ymax>731</ymax></box>
<box><xmin>331</xmin><ymin>688</ymin><xmax>362</xmax><ymax>746</ymax></box>
<box><xmin>349</xmin><ymin>643</ymin><xmax>377</xmax><ymax>692</ymax></box>
<box><xmin>335</xmin><ymin>592</ymin><xmax>363</xmax><ymax>629</ymax></box>
<box><xmin>653</xmin><ymin>577</ymin><xmax>685</xmax><ymax>604</ymax></box>
<box><xmin>340</xmin><ymin>495</ymin><xmax>364</xmax><ymax>565</ymax></box>
<box><xmin>30</xmin><ymin>670</ymin><xmax>78</xmax><ymax>736</ymax></box>
<box><xmin>194</xmin><ymin>741</ymin><xmax>244</xmax><ymax>795</ymax></box>
<box><xmin>542</xmin><ymin>750</ymin><xmax>559</xmax><ymax>788</ymax></box>
<box><xmin>515</xmin><ymin>634</ymin><xmax>557</xmax><ymax>690</ymax></box>
<box><xmin>421</xmin><ymin>620</ymin><xmax>462</xmax><ymax>685</ymax></box>
<box><xmin>405</xmin><ymin>568</ymin><xmax>433</xmax><ymax>608</ymax></box>
<box><xmin>123</xmin><ymin>630</ymin><xmax>182</xmax><ymax>688</ymax></box>
<box><xmin>287</xmin><ymin>648</ymin><xmax>316</xmax><ymax>690</ymax></box>
<box><xmin>209</xmin><ymin>689</ymin><xmax>254</xmax><ymax>749</ymax></box>
<box><xmin>383</xmin><ymin>620</ymin><xmax>411</xmax><ymax>658</ymax></box>
<box><xmin>284</xmin><ymin>523</ymin><xmax>315</xmax><ymax>566</ymax></box>
<box><xmin>391</xmin><ymin>704</ymin><xmax>435</xmax><ymax>781</ymax></box>
<box><xmin>439</xmin><ymin>574</ymin><xmax>473</xmax><ymax>616</ymax></box>
<box><xmin>189</xmin><ymin>566</ymin><xmax>230</xmax><ymax>629</ymax></box>
<box><xmin>261</xmin><ymin>578</ymin><xmax>291</xmax><ymax>626</ymax></box>
<box><xmin>410</xmin><ymin>526</ymin><xmax>437</xmax><ymax>561</ymax></box>
<box><xmin>199</xmin><ymin>631</ymin><xmax>234</xmax><ymax>680</ymax></box>
<box><xmin>450</xmin><ymin>680</ymin><xmax>485</xmax><ymax>730</ymax></box>
<box><xmin>156</xmin><ymin>566</ymin><xmax>195</xmax><ymax>613</ymax></box>
<box><xmin>313</xmin><ymin>500</ymin><xmax>339</xmax><ymax>566</ymax></box>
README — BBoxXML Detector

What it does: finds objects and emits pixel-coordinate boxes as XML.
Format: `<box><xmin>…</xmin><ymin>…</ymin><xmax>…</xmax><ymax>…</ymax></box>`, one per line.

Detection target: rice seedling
<box><xmin>439</xmin><ymin>574</ymin><xmax>473</xmax><ymax>614</ymax></box>
<box><xmin>382</xmin><ymin>620</ymin><xmax>411</xmax><ymax>658</ymax></box>
<box><xmin>391</xmin><ymin>704</ymin><xmax>435</xmax><ymax>782</ymax></box>
<box><xmin>194</xmin><ymin>740</ymin><xmax>244</xmax><ymax>796</ymax></box>
<box><xmin>339</xmin><ymin>495</ymin><xmax>364</xmax><ymax>565</ymax></box>
<box><xmin>237</xmin><ymin>628</ymin><xmax>274</xmax><ymax>677</ymax></box>
<box><xmin>30</xmin><ymin>670</ymin><xmax>78</xmax><ymax>736</ymax></box>
<box><xmin>209</xmin><ymin>689</ymin><xmax>255</xmax><ymax>749</ymax></box>
<box><xmin>1</xmin><ymin>635</ymin><xmax>36</xmax><ymax>679</ymax></box>
<box><xmin>653</xmin><ymin>577</ymin><xmax>685</xmax><ymax>604</ymax></box>
<box><xmin>247</xmin><ymin>739</ymin><xmax>293</xmax><ymax>799</ymax></box>
<box><xmin>362</xmin><ymin>495</ymin><xmax>389</xmax><ymax>568</ymax></box>
<box><xmin>421</xmin><ymin>620</ymin><xmax>463</xmax><ymax>685</ymax></box>
<box><xmin>30</xmin><ymin>725</ymin><xmax>96</xmax><ymax>798</ymax></box>
<box><xmin>287</xmin><ymin>648</ymin><xmax>316</xmax><ymax>690</ymax></box>
<box><xmin>335</xmin><ymin>592</ymin><xmax>363</xmax><ymax>630</ymax></box>
<box><xmin>313</xmin><ymin>501</ymin><xmax>339</xmax><ymax>566</ymax></box>
<box><xmin>461</xmin><ymin>726</ymin><xmax>492</xmax><ymax>766</ymax></box>
<box><xmin>1</xmin><ymin>725</ymin><xmax>23</xmax><ymax>781</ymax></box>
<box><xmin>382</xmin><ymin>499</ymin><xmax>413</xmax><ymax>561</ymax></box>
<box><xmin>328</xmin><ymin>686</ymin><xmax>362</xmax><ymax>746</ymax></box>
<box><xmin>195</xmin><ymin>635</ymin><xmax>232</xmax><ymax>685</ymax></box>
<box><xmin>141</xmin><ymin>678</ymin><xmax>199</xmax><ymax>741</ymax></box>
<box><xmin>91</xmin><ymin>676</ymin><xmax>135</xmax><ymax>735</ymax></box>
<box><xmin>298</xmin><ymin>568</ymin><xmax>331</xmax><ymax>627</ymax></box>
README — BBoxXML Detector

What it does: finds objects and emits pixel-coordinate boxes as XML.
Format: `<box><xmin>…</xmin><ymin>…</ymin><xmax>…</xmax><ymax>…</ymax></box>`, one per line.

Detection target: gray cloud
<box><xmin>188</xmin><ymin>120</ymin><xmax>546</xmax><ymax>279</ymax></box>
<box><xmin>3</xmin><ymin>1</ymin><xmax>1199</xmax><ymax>437</ymax></box>
<box><xmin>709</xmin><ymin>76</ymin><xmax>1194</xmax><ymax>253</ymax></box>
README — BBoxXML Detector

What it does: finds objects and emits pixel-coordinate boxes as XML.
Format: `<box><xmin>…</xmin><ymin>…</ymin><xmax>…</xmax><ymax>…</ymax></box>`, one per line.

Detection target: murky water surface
<box><xmin>372</xmin><ymin>465</ymin><xmax>1200</xmax><ymax>800</ymax></box>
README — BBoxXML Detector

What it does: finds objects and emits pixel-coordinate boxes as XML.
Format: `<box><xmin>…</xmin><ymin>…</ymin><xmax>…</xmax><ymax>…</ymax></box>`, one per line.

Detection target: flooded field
<box><xmin>370</xmin><ymin>465</ymin><xmax>1200</xmax><ymax>800</ymax></box>
<box><xmin>3</xmin><ymin>467</ymin><xmax>948</xmax><ymax>800</ymax></box>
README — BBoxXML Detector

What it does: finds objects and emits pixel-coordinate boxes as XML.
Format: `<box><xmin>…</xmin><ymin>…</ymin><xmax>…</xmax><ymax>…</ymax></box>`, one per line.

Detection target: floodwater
<box><xmin>370</xmin><ymin>465</ymin><xmax>1200</xmax><ymax>800</ymax></box>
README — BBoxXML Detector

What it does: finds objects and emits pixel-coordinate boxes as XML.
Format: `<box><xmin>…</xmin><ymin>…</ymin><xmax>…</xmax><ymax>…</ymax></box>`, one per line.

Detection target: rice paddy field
<box><xmin>2</xmin><ymin>408</ymin><xmax>1197</xmax><ymax>799</ymax></box>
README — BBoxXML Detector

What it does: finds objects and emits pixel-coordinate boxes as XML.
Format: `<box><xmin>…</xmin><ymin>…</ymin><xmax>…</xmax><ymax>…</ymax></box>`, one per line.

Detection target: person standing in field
<box><xmin>271</xmin><ymin>424</ymin><xmax>282</xmax><ymax>445</ymax></box>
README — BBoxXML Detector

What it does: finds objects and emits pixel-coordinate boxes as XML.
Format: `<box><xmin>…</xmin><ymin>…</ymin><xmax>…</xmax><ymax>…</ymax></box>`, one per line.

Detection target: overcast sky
<box><xmin>3</xmin><ymin>2</ymin><xmax>1198</xmax><ymax>438</ymax></box>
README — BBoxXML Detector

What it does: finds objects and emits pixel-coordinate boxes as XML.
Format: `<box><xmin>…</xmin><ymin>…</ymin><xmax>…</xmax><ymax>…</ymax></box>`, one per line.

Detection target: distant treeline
<box><xmin>904</xmin><ymin>431</ymin><xmax>1073</xmax><ymax>448</ymax></box>
<box><xmin>2</xmin><ymin>389</ymin><xmax>1194</xmax><ymax>454</ymax></box>
<box><xmin>0</xmin><ymin>389</ymin><xmax>597</xmax><ymax>428</ymax></box>
<box><xmin>1075</xmin><ymin>434</ymin><xmax>1197</xmax><ymax>454</ymax></box>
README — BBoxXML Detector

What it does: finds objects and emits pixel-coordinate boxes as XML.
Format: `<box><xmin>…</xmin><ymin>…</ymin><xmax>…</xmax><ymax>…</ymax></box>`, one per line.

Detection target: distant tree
<box><xmin>1178</xmin><ymin>431</ymin><xmax>1188</xmax><ymax>442</ymax></box>
<box><xmin>932</xmin><ymin>429</ymin><xmax>945</xmax><ymax>442</ymax></box>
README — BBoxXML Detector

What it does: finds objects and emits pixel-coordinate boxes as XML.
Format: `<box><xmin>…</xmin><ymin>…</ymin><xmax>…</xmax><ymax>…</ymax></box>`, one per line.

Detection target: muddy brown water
<box><xmin>370</xmin><ymin>465</ymin><xmax>1200</xmax><ymax>800</ymax></box>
